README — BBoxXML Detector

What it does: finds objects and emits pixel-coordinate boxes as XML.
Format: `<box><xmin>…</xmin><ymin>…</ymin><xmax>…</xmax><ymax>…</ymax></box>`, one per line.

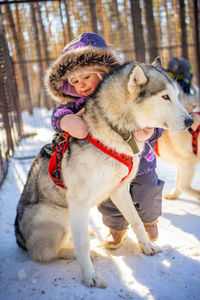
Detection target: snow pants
<box><xmin>98</xmin><ymin>170</ymin><xmax>164</xmax><ymax>230</ymax></box>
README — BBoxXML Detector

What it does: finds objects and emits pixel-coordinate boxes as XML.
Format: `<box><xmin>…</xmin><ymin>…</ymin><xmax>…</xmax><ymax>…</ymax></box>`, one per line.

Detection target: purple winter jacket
<box><xmin>51</xmin><ymin>98</ymin><xmax>163</xmax><ymax>177</ymax></box>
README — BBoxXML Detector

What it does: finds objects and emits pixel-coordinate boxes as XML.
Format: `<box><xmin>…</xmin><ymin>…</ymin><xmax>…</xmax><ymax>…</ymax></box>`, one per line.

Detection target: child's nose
<box><xmin>79</xmin><ymin>81</ymin><xmax>86</xmax><ymax>88</ymax></box>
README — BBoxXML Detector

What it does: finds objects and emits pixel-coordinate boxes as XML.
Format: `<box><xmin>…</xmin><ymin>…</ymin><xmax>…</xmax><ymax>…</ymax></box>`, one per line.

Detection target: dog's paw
<box><xmin>139</xmin><ymin>240</ymin><xmax>162</xmax><ymax>256</ymax></box>
<box><xmin>163</xmin><ymin>192</ymin><xmax>178</xmax><ymax>200</ymax></box>
<box><xmin>90</xmin><ymin>250</ymin><xmax>99</xmax><ymax>261</ymax></box>
<box><xmin>82</xmin><ymin>271</ymin><xmax>106</xmax><ymax>288</ymax></box>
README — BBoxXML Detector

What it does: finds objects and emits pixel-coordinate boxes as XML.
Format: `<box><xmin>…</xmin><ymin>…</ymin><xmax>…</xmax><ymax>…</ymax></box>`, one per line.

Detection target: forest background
<box><xmin>1</xmin><ymin>0</ymin><xmax>200</xmax><ymax>113</ymax></box>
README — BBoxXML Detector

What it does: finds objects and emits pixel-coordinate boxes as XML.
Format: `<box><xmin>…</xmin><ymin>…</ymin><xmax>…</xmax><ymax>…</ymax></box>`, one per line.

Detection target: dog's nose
<box><xmin>185</xmin><ymin>117</ymin><xmax>194</xmax><ymax>128</ymax></box>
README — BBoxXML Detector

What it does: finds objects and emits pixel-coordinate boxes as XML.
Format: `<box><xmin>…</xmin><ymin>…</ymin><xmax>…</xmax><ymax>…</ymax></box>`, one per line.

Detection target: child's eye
<box><xmin>84</xmin><ymin>75</ymin><xmax>90</xmax><ymax>80</ymax></box>
<box><xmin>162</xmin><ymin>95</ymin><xmax>170</xmax><ymax>101</ymax></box>
<box><xmin>72</xmin><ymin>80</ymin><xmax>78</xmax><ymax>85</ymax></box>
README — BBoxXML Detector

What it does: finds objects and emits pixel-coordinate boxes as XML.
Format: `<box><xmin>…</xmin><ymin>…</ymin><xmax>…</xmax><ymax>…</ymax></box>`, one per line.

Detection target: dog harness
<box><xmin>188</xmin><ymin>126</ymin><xmax>200</xmax><ymax>155</ymax></box>
<box><xmin>188</xmin><ymin>113</ymin><xmax>200</xmax><ymax>155</ymax></box>
<box><xmin>47</xmin><ymin>132</ymin><xmax>70</xmax><ymax>189</ymax></box>
<box><xmin>154</xmin><ymin>140</ymin><xmax>160</xmax><ymax>157</ymax></box>
<box><xmin>48</xmin><ymin>132</ymin><xmax>133</xmax><ymax>189</ymax></box>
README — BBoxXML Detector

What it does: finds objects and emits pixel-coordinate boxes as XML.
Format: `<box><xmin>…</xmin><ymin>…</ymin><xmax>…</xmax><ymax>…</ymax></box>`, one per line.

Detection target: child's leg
<box><xmin>98</xmin><ymin>170</ymin><xmax>164</xmax><ymax>248</ymax></box>
<box><xmin>98</xmin><ymin>199</ymin><xmax>129</xmax><ymax>231</ymax></box>
<box><xmin>99</xmin><ymin>171</ymin><xmax>164</xmax><ymax>225</ymax></box>
<box><xmin>98</xmin><ymin>200</ymin><xmax>128</xmax><ymax>249</ymax></box>
<box><xmin>129</xmin><ymin>171</ymin><xmax>164</xmax><ymax>224</ymax></box>
<box><xmin>130</xmin><ymin>171</ymin><xmax>164</xmax><ymax>242</ymax></box>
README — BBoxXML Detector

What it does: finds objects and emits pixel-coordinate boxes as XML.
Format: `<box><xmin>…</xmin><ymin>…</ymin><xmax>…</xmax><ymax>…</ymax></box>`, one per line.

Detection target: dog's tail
<box><xmin>14</xmin><ymin>154</ymin><xmax>42</xmax><ymax>251</ymax></box>
<box><xmin>15</xmin><ymin>213</ymin><xmax>27</xmax><ymax>251</ymax></box>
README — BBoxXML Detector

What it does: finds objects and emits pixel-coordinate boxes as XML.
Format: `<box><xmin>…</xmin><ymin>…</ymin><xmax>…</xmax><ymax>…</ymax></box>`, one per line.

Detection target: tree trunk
<box><xmin>154</xmin><ymin>1</ymin><xmax>162</xmax><ymax>50</ymax></box>
<box><xmin>35</xmin><ymin>3</ymin><xmax>50</xmax><ymax>68</ymax></box>
<box><xmin>14</xmin><ymin>4</ymin><xmax>26</xmax><ymax>109</ymax></box>
<box><xmin>179</xmin><ymin>0</ymin><xmax>188</xmax><ymax>58</ymax></box>
<box><xmin>193</xmin><ymin>0</ymin><xmax>200</xmax><ymax>93</ymax></box>
<box><xmin>129</xmin><ymin>0</ymin><xmax>146</xmax><ymax>62</ymax></box>
<box><xmin>44</xmin><ymin>2</ymin><xmax>57</xmax><ymax>58</ymax></box>
<box><xmin>30</xmin><ymin>3</ymin><xmax>49</xmax><ymax>109</ymax></box>
<box><xmin>36</xmin><ymin>2</ymin><xmax>53</xmax><ymax>108</ymax></box>
<box><xmin>0</xmin><ymin>6</ymin><xmax>6</xmax><ymax>36</ymax></box>
<box><xmin>63</xmin><ymin>0</ymin><xmax>73</xmax><ymax>42</ymax></box>
<box><xmin>172</xmin><ymin>0</ymin><xmax>181</xmax><ymax>57</ymax></box>
<box><xmin>88</xmin><ymin>0</ymin><xmax>98</xmax><ymax>33</ymax></box>
<box><xmin>58</xmin><ymin>1</ymin><xmax>67</xmax><ymax>47</ymax></box>
<box><xmin>113</xmin><ymin>0</ymin><xmax>126</xmax><ymax>55</ymax></box>
<box><xmin>163</xmin><ymin>0</ymin><xmax>173</xmax><ymax>58</ymax></box>
<box><xmin>143</xmin><ymin>0</ymin><xmax>158</xmax><ymax>62</ymax></box>
<box><xmin>5</xmin><ymin>4</ymin><xmax>33</xmax><ymax>114</ymax></box>
<box><xmin>123</xmin><ymin>0</ymin><xmax>133</xmax><ymax>60</ymax></box>
<box><xmin>97</xmin><ymin>0</ymin><xmax>109</xmax><ymax>43</ymax></box>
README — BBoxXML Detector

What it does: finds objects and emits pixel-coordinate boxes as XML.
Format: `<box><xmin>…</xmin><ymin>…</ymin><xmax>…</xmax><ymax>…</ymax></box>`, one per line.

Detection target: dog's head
<box><xmin>97</xmin><ymin>57</ymin><xmax>193</xmax><ymax>132</ymax></box>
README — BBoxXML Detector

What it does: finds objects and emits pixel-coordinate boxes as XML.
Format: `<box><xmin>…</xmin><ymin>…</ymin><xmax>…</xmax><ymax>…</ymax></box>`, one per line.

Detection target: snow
<box><xmin>0</xmin><ymin>108</ymin><xmax>200</xmax><ymax>300</ymax></box>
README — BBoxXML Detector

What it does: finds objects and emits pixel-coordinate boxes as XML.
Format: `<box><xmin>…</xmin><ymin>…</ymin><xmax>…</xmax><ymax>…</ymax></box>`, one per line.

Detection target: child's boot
<box><xmin>105</xmin><ymin>228</ymin><xmax>127</xmax><ymax>249</ymax></box>
<box><xmin>144</xmin><ymin>219</ymin><xmax>158</xmax><ymax>242</ymax></box>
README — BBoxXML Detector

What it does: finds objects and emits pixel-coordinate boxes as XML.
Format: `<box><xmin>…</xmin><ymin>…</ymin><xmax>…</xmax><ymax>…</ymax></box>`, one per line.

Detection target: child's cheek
<box><xmin>91</xmin><ymin>80</ymin><xmax>100</xmax><ymax>89</ymax></box>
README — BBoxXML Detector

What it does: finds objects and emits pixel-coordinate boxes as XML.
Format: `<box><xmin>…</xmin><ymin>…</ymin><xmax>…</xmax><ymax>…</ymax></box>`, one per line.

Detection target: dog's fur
<box><xmin>178</xmin><ymin>81</ymin><xmax>199</xmax><ymax>106</ymax></box>
<box><xmin>156</xmin><ymin>102</ymin><xmax>200</xmax><ymax>202</ymax></box>
<box><xmin>15</xmin><ymin>59</ymin><xmax>193</xmax><ymax>288</ymax></box>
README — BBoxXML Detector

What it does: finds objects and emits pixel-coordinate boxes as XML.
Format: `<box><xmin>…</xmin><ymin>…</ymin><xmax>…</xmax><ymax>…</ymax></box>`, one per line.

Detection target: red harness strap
<box><xmin>187</xmin><ymin>112</ymin><xmax>200</xmax><ymax>155</ymax></box>
<box><xmin>154</xmin><ymin>140</ymin><xmax>160</xmax><ymax>157</ymax></box>
<box><xmin>48</xmin><ymin>132</ymin><xmax>70</xmax><ymax>189</ymax></box>
<box><xmin>188</xmin><ymin>124</ymin><xmax>200</xmax><ymax>155</ymax></box>
<box><xmin>48</xmin><ymin>132</ymin><xmax>133</xmax><ymax>189</ymax></box>
<box><xmin>86</xmin><ymin>134</ymin><xmax>133</xmax><ymax>182</ymax></box>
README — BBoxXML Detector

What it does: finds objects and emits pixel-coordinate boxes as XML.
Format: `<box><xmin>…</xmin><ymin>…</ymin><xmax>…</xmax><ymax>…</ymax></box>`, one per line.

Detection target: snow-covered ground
<box><xmin>0</xmin><ymin>108</ymin><xmax>200</xmax><ymax>300</ymax></box>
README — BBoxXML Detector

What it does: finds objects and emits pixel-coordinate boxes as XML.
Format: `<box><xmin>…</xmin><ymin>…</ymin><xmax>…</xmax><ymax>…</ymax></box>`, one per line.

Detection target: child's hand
<box><xmin>133</xmin><ymin>128</ymin><xmax>154</xmax><ymax>142</ymax></box>
<box><xmin>60</xmin><ymin>110</ymin><xmax>88</xmax><ymax>139</ymax></box>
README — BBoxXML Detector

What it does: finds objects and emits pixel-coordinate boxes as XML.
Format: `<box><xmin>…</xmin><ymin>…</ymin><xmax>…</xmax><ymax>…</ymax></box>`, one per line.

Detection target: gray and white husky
<box><xmin>15</xmin><ymin>58</ymin><xmax>193</xmax><ymax>288</ymax></box>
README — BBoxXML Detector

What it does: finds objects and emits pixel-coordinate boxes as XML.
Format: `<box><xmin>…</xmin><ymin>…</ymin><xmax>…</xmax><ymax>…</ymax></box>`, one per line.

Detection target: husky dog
<box><xmin>156</xmin><ymin>102</ymin><xmax>200</xmax><ymax>202</ymax></box>
<box><xmin>15</xmin><ymin>58</ymin><xmax>193</xmax><ymax>288</ymax></box>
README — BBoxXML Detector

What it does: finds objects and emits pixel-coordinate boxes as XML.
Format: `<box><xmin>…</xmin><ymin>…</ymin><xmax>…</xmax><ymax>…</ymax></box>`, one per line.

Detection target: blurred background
<box><xmin>0</xmin><ymin>0</ymin><xmax>200</xmax><ymax>185</ymax></box>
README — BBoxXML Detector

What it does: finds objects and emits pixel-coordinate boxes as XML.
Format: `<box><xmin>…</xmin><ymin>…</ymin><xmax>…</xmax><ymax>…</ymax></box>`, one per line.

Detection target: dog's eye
<box><xmin>162</xmin><ymin>95</ymin><xmax>170</xmax><ymax>101</ymax></box>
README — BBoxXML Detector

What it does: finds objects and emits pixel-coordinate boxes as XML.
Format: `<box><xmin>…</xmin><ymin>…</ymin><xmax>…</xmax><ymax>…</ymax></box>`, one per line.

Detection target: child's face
<box><xmin>71</xmin><ymin>73</ymin><xmax>101</xmax><ymax>96</ymax></box>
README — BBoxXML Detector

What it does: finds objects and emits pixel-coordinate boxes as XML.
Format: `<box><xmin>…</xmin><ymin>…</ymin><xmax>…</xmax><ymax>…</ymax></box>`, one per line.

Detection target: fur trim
<box><xmin>45</xmin><ymin>47</ymin><xmax>121</xmax><ymax>103</ymax></box>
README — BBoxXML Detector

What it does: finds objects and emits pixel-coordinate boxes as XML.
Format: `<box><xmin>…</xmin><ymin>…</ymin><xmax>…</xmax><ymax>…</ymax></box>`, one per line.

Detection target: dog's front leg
<box><xmin>110</xmin><ymin>184</ymin><xmax>161</xmax><ymax>255</ymax></box>
<box><xmin>67</xmin><ymin>200</ymin><xmax>106</xmax><ymax>288</ymax></box>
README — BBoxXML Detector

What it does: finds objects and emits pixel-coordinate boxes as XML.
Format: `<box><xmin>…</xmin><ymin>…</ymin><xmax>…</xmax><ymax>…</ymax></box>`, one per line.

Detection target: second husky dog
<box><xmin>15</xmin><ymin>58</ymin><xmax>193</xmax><ymax>288</ymax></box>
<box><xmin>155</xmin><ymin>102</ymin><xmax>200</xmax><ymax>202</ymax></box>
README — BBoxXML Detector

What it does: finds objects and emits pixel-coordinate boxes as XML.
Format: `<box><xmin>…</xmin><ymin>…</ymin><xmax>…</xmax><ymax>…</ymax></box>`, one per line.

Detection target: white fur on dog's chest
<box><xmin>63</xmin><ymin>145</ymin><xmax>140</xmax><ymax>203</ymax></box>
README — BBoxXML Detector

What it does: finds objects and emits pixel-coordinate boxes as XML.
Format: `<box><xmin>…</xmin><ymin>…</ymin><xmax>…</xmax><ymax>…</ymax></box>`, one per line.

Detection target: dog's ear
<box><xmin>184</xmin><ymin>102</ymin><xmax>198</xmax><ymax>113</ymax></box>
<box><xmin>128</xmin><ymin>65</ymin><xmax>148</xmax><ymax>94</ymax></box>
<box><xmin>152</xmin><ymin>57</ymin><xmax>162</xmax><ymax>68</ymax></box>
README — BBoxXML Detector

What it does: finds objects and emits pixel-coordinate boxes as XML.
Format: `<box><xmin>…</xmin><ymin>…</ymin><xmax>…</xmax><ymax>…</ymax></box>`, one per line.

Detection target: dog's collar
<box><xmin>110</xmin><ymin>124</ymin><xmax>140</xmax><ymax>154</ymax></box>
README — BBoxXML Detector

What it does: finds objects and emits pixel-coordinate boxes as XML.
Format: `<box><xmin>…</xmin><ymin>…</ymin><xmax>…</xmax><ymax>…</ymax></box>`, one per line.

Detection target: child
<box><xmin>46</xmin><ymin>32</ymin><xmax>164</xmax><ymax>249</ymax></box>
<box><xmin>167</xmin><ymin>57</ymin><xmax>193</xmax><ymax>95</ymax></box>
